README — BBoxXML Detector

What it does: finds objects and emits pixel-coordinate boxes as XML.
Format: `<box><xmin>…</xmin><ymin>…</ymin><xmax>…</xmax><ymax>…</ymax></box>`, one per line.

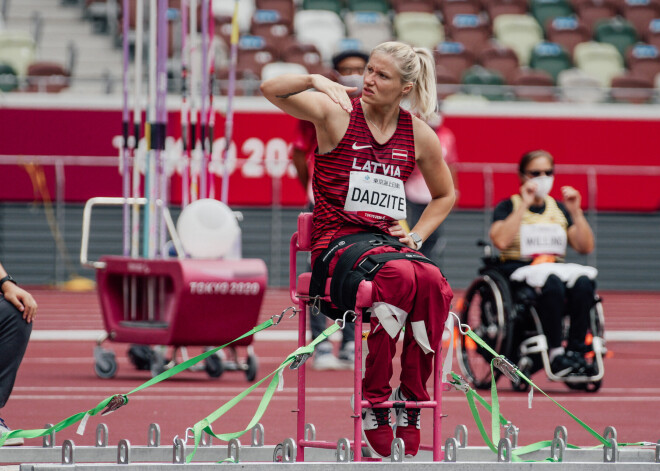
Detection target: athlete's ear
<box><xmin>402</xmin><ymin>82</ymin><xmax>413</xmax><ymax>96</ymax></box>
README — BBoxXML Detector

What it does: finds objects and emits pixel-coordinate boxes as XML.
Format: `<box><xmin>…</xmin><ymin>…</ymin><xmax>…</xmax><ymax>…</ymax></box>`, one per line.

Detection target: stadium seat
<box><xmin>435</xmin><ymin>63</ymin><xmax>463</xmax><ymax>98</ymax></box>
<box><xmin>345</xmin><ymin>11</ymin><xmax>393</xmax><ymax>51</ymax></box>
<box><xmin>251</xmin><ymin>9</ymin><xmax>294</xmax><ymax>58</ymax></box>
<box><xmin>256</xmin><ymin>0</ymin><xmax>295</xmax><ymax>27</ymax></box>
<box><xmin>394</xmin><ymin>12</ymin><xmax>445</xmax><ymax>49</ymax></box>
<box><xmin>647</xmin><ymin>18</ymin><xmax>660</xmax><ymax>48</ymax></box>
<box><xmin>493</xmin><ymin>14</ymin><xmax>544</xmax><ymax>65</ymax></box>
<box><xmin>0</xmin><ymin>30</ymin><xmax>36</xmax><ymax>77</ymax></box>
<box><xmin>594</xmin><ymin>17</ymin><xmax>639</xmax><ymax>58</ymax></box>
<box><xmin>461</xmin><ymin>64</ymin><xmax>508</xmax><ymax>99</ymax></box>
<box><xmin>25</xmin><ymin>62</ymin><xmax>70</xmax><ymax>93</ymax></box>
<box><xmin>610</xmin><ymin>72</ymin><xmax>655</xmax><ymax>102</ymax></box>
<box><xmin>573</xmin><ymin>41</ymin><xmax>624</xmax><ymax>86</ymax></box>
<box><xmin>557</xmin><ymin>67</ymin><xmax>609</xmax><ymax>101</ymax></box>
<box><xmin>391</xmin><ymin>0</ymin><xmax>436</xmax><ymax>13</ymax></box>
<box><xmin>546</xmin><ymin>16</ymin><xmax>591</xmax><ymax>57</ymax></box>
<box><xmin>626</xmin><ymin>43</ymin><xmax>660</xmax><ymax>81</ymax></box>
<box><xmin>441</xmin><ymin>0</ymin><xmax>482</xmax><ymax>27</ymax></box>
<box><xmin>484</xmin><ymin>0</ymin><xmax>529</xmax><ymax>21</ymax></box>
<box><xmin>232</xmin><ymin>34</ymin><xmax>278</xmax><ymax>78</ymax></box>
<box><xmin>621</xmin><ymin>0</ymin><xmax>660</xmax><ymax>39</ymax></box>
<box><xmin>434</xmin><ymin>41</ymin><xmax>477</xmax><ymax>81</ymax></box>
<box><xmin>529</xmin><ymin>41</ymin><xmax>573</xmax><ymax>82</ymax></box>
<box><xmin>0</xmin><ymin>62</ymin><xmax>18</xmax><ymax>92</ymax></box>
<box><xmin>281</xmin><ymin>41</ymin><xmax>329</xmax><ymax>74</ymax></box>
<box><xmin>348</xmin><ymin>0</ymin><xmax>392</xmax><ymax>13</ymax></box>
<box><xmin>302</xmin><ymin>0</ymin><xmax>343</xmax><ymax>15</ymax></box>
<box><xmin>294</xmin><ymin>9</ymin><xmax>346</xmax><ymax>62</ymax></box>
<box><xmin>573</xmin><ymin>0</ymin><xmax>618</xmax><ymax>34</ymax></box>
<box><xmin>443</xmin><ymin>91</ymin><xmax>491</xmax><ymax>102</ymax></box>
<box><xmin>511</xmin><ymin>68</ymin><xmax>557</xmax><ymax>101</ymax></box>
<box><xmin>530</xmin><ymin>0</ymin><xmax>574</xmax><ymax>30</ymax></box>
<box><xmin>478</xmin><ymin>44</ymin><xmax>521</xmax><ymax>83</ymax></box>
<box><xmin>260</xmin><ymin>61</ymin><xmax>309</xmax><ymax>80</ymax></box>
<box><xmin>446</xmin><ymin>14</ymin><xmax>492</xmax><ymax>55</ymax></box>
<box><xmin>213</xmin><ymin>0</ymin><xmax>256</xmax><ymax>33</ymax></box>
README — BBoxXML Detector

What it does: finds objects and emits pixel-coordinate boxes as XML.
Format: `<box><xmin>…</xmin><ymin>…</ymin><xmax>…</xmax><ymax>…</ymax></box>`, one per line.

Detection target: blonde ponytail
<box><xmin>371</xmin><ymin>41</ymin><xmax>438</xmax><ymax>122</ymax></box>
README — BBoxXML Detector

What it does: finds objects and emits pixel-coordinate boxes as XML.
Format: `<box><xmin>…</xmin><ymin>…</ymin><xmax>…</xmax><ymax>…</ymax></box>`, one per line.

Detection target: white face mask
<box><xmin>531</xmin><ymin>175</ymin><xmax>554</xmax><ymax>199</ymax></box>
<box><xmin>337</xmin><ymin>74</ymin><xmax>363</xmax><ymax>97</ymax></box>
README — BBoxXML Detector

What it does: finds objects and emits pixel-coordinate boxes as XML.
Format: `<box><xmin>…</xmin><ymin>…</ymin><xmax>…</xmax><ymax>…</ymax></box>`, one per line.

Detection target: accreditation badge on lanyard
<box><xmin>344</xmin><ymin>171</ymin><xmax>407</xmax><ymax>221</ymax></box>
<box><xmin>520</xmin><ymin>223</ymin><xmax>567</xmax><ymax>257</ymax></box>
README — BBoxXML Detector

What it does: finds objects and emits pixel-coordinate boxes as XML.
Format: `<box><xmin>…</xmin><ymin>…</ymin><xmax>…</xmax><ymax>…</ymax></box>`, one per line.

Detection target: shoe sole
<box><xmin>2</xmin><ymin>437</ymin><xmax>24</xmax><ymax>446</ymax></box>
<box><xmin>361</xmin><ymin>427</ymin><xmax>390</xmax><ymax>459</ymax></box>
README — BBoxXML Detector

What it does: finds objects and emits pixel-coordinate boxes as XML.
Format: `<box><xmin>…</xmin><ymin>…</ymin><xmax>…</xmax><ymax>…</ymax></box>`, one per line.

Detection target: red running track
<box><xmin>4</xmin><ymin>287</ymin><xmax>660</xmax><ymax>456</ymax></box>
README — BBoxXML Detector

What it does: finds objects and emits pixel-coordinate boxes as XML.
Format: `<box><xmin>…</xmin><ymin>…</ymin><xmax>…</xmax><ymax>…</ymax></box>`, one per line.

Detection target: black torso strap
<box><xmin>310</xmin><ymin>232</ymin><xmax>437</xmax><ymax>319</ymax></box>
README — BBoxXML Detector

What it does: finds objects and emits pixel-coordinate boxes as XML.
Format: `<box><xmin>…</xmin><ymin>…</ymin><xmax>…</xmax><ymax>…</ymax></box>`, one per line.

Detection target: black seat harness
<box><xmin>309</xmin><ymin>232</ymin><xmax>437</xmax><ymax>320</ymax></box>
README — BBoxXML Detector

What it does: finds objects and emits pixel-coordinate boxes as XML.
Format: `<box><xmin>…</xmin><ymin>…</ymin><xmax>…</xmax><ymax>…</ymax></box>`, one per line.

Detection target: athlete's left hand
<box><xmin>389</xmin><ymin>222</ymin><xmax>415</xmax><ymax>249</ymax></box>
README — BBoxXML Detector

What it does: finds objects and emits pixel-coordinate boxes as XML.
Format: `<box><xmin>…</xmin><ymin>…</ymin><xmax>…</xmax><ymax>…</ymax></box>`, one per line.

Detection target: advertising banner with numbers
<box><xmin>0</xmin><ymin>100</ymin><xmax>658</xmax><ymax>211</ymax></box>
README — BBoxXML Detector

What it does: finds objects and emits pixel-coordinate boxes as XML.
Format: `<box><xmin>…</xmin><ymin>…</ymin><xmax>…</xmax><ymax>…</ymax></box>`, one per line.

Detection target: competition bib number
<box><xmin>520</xmin><ymin>223</ymin><xmax>567</xmax><ymax>257</ymax></box>
<box><xmin>344</xmin><ymin>171</ymin><xmax>407</xmax><ymax>221</ymax></box>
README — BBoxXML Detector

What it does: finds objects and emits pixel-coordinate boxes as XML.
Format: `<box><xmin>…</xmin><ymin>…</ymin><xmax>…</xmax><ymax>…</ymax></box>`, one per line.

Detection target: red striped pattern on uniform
<box><xmin>311</xmin><ymin>98</ymin><xmax>416</xmax><ymax>255</ymax></box>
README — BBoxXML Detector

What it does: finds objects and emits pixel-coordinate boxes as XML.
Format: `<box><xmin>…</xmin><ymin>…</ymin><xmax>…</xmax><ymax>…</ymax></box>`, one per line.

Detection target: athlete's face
<box><xmin>361</xmin><ymin>52</ymin><xmax>412</xmax><ymax>106</ymax></box>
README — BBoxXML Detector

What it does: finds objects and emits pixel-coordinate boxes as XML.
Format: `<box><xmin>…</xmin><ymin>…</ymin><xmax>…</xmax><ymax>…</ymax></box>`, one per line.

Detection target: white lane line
<box><xmin>9</xmin><ymin>394</ymin><xmax>660</xmax><ymax>402</ymax></box>
<box><xmin>29</xmin><ymin>330</ymin><xmax>660</xmax><ymax>341</ymax></box>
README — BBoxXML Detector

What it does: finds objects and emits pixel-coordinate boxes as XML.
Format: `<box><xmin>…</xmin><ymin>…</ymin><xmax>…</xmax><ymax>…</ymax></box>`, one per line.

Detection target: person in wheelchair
<box><xmin>489</xmin><ymin>149</ymin><xmax>598</xmax><ymax>378</ymax></box>
<box><xmin>261</xmin><ymin>41</ymin><xmax>454</xmax><ymax>458</ymax></box>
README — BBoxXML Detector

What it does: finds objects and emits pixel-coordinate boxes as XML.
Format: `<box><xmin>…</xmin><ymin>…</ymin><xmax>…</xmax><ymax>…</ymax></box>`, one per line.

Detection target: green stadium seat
<box><xmin>0</xmin><ymin>62</ymin><xmax>18</xmax><ymax>92</ymax></box>
<box><xmin>461</xmin><ymin>64</ymin><xmax>508</xmax><ymax>100</ymax></box>
<box><xmin>594</xmin><ymin>17</ymin><xmax>639</xmax><ymax>58</ymax></box>
<box><xmin>303</xmin><ymin>0</ymin><xmax>343</xmax><ymax>14</ymax></box>
<box><xmin>530</xmin><ymin>0</ymin><xmax>574</xmax><ymax>30</ymax></box>
<box><xmin>530</xmin><ymin>41</ymin><xmax>573</xmax><ymax>82</ymax></box>
<box><xmin>348</xmin><ymin>0</ymin><xmax>391</xmax><ymax>14</ymax></box>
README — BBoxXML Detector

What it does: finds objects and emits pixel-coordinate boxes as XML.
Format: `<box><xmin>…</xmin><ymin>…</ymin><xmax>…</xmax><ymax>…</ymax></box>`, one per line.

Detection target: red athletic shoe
<box><xmin>362</xmin><ymin>406</ymin><xmax>393</xmax><ymax>458</ymax></box>
<box><xmin>390</xmin><ymin>387</ymin><xmax>421</xmax><ymax>457</ymax></box>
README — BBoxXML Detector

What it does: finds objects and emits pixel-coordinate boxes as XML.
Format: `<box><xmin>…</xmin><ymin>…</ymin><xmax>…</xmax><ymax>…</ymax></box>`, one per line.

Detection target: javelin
<box><xmin>156</xmin><ymin>0</ymin><xmax>168</xmax><ymax>255</ymax></box>
<box><xmin>121</xmin><ymin>0</ymin><xmax>130</xmax><ymax>256</ymax></box>
<box><xmin>143</xmin><ymin>0</ymin><xmax>158</xmax><ymax>259</ymax></box>
<box><xmin>131</xmin><ymin>0</ymin><xmax>144</xmax><ymax>259</ymax></box>
<box><xmin>189</xmin><ymin>0</ymin><xmax>199</xmax><ymax>202</ymax></box>
<box><xmin>220</xmin><ymin>0</ymin><xmax>240</xmax><ymax>205</ymax></box>
<box><xmin>207</xmin><ymin>0</ymin><xmax>216</xmax><ymax>199</ymax></box>
<box><xmin>180</xmin><ymin>0</ymin><xmax>190</xmax><ymax>209</ymax></box>
<box><xmin>199</xmin><ymin>0</ymin><xmax>209</xmax><ymax>199</ymax></box>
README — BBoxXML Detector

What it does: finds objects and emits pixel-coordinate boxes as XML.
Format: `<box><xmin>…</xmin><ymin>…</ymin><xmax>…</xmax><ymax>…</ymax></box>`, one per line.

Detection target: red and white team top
<box><xmin>311</xmin><ymin>98</ymin><xmax>416</xmax><ymax>255</ymax></box>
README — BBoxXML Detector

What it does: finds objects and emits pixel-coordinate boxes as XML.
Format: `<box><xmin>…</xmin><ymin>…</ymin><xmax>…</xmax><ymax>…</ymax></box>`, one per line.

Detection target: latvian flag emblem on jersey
<box><xmin>392</xmin><ymin>149</ymin><xmax>408</xmax><ymax>160</ymax></box>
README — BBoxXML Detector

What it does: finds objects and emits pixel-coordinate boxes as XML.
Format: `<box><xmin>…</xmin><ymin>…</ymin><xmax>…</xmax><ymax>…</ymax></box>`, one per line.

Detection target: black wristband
<box><xmin>0</xmin><ymin>275</ymin><xmax>17</xmax><ymax>288</ymax></box>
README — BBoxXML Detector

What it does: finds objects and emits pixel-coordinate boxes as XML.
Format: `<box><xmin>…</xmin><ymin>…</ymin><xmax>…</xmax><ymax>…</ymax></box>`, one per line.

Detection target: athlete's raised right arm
<box><xmin>265</xmin><ymin>73</ymin><xmax>358</xmax><ymax>116</ymax></box>
<box><xmin>260</xmin><ymin>74</ymin><xmax>355</xmax><ymax>152</ymax></box>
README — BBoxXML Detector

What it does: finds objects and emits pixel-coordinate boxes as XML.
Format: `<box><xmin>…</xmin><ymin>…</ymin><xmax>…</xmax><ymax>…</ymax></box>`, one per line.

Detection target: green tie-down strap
<box><xmin>0</xmin><ymin>315</ymin><xmax>283</xmax><ymax>447</ymax></box>
<box><xmin>186</xmin><ymin>322</ymin><xmax>342</xmax><ymax>463</ymax></box>
<box><xmin>450</xmin><ymin>328</ymin><xmax>624</xmax><ymax>462</ymax></box>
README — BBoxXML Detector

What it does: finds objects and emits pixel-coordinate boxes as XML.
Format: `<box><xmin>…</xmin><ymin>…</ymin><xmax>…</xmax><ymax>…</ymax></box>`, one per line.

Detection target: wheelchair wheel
<box><xmin>457</xmin><ymin>270</ymin><xmax>515</xmax><ymax>390</ymax></box>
